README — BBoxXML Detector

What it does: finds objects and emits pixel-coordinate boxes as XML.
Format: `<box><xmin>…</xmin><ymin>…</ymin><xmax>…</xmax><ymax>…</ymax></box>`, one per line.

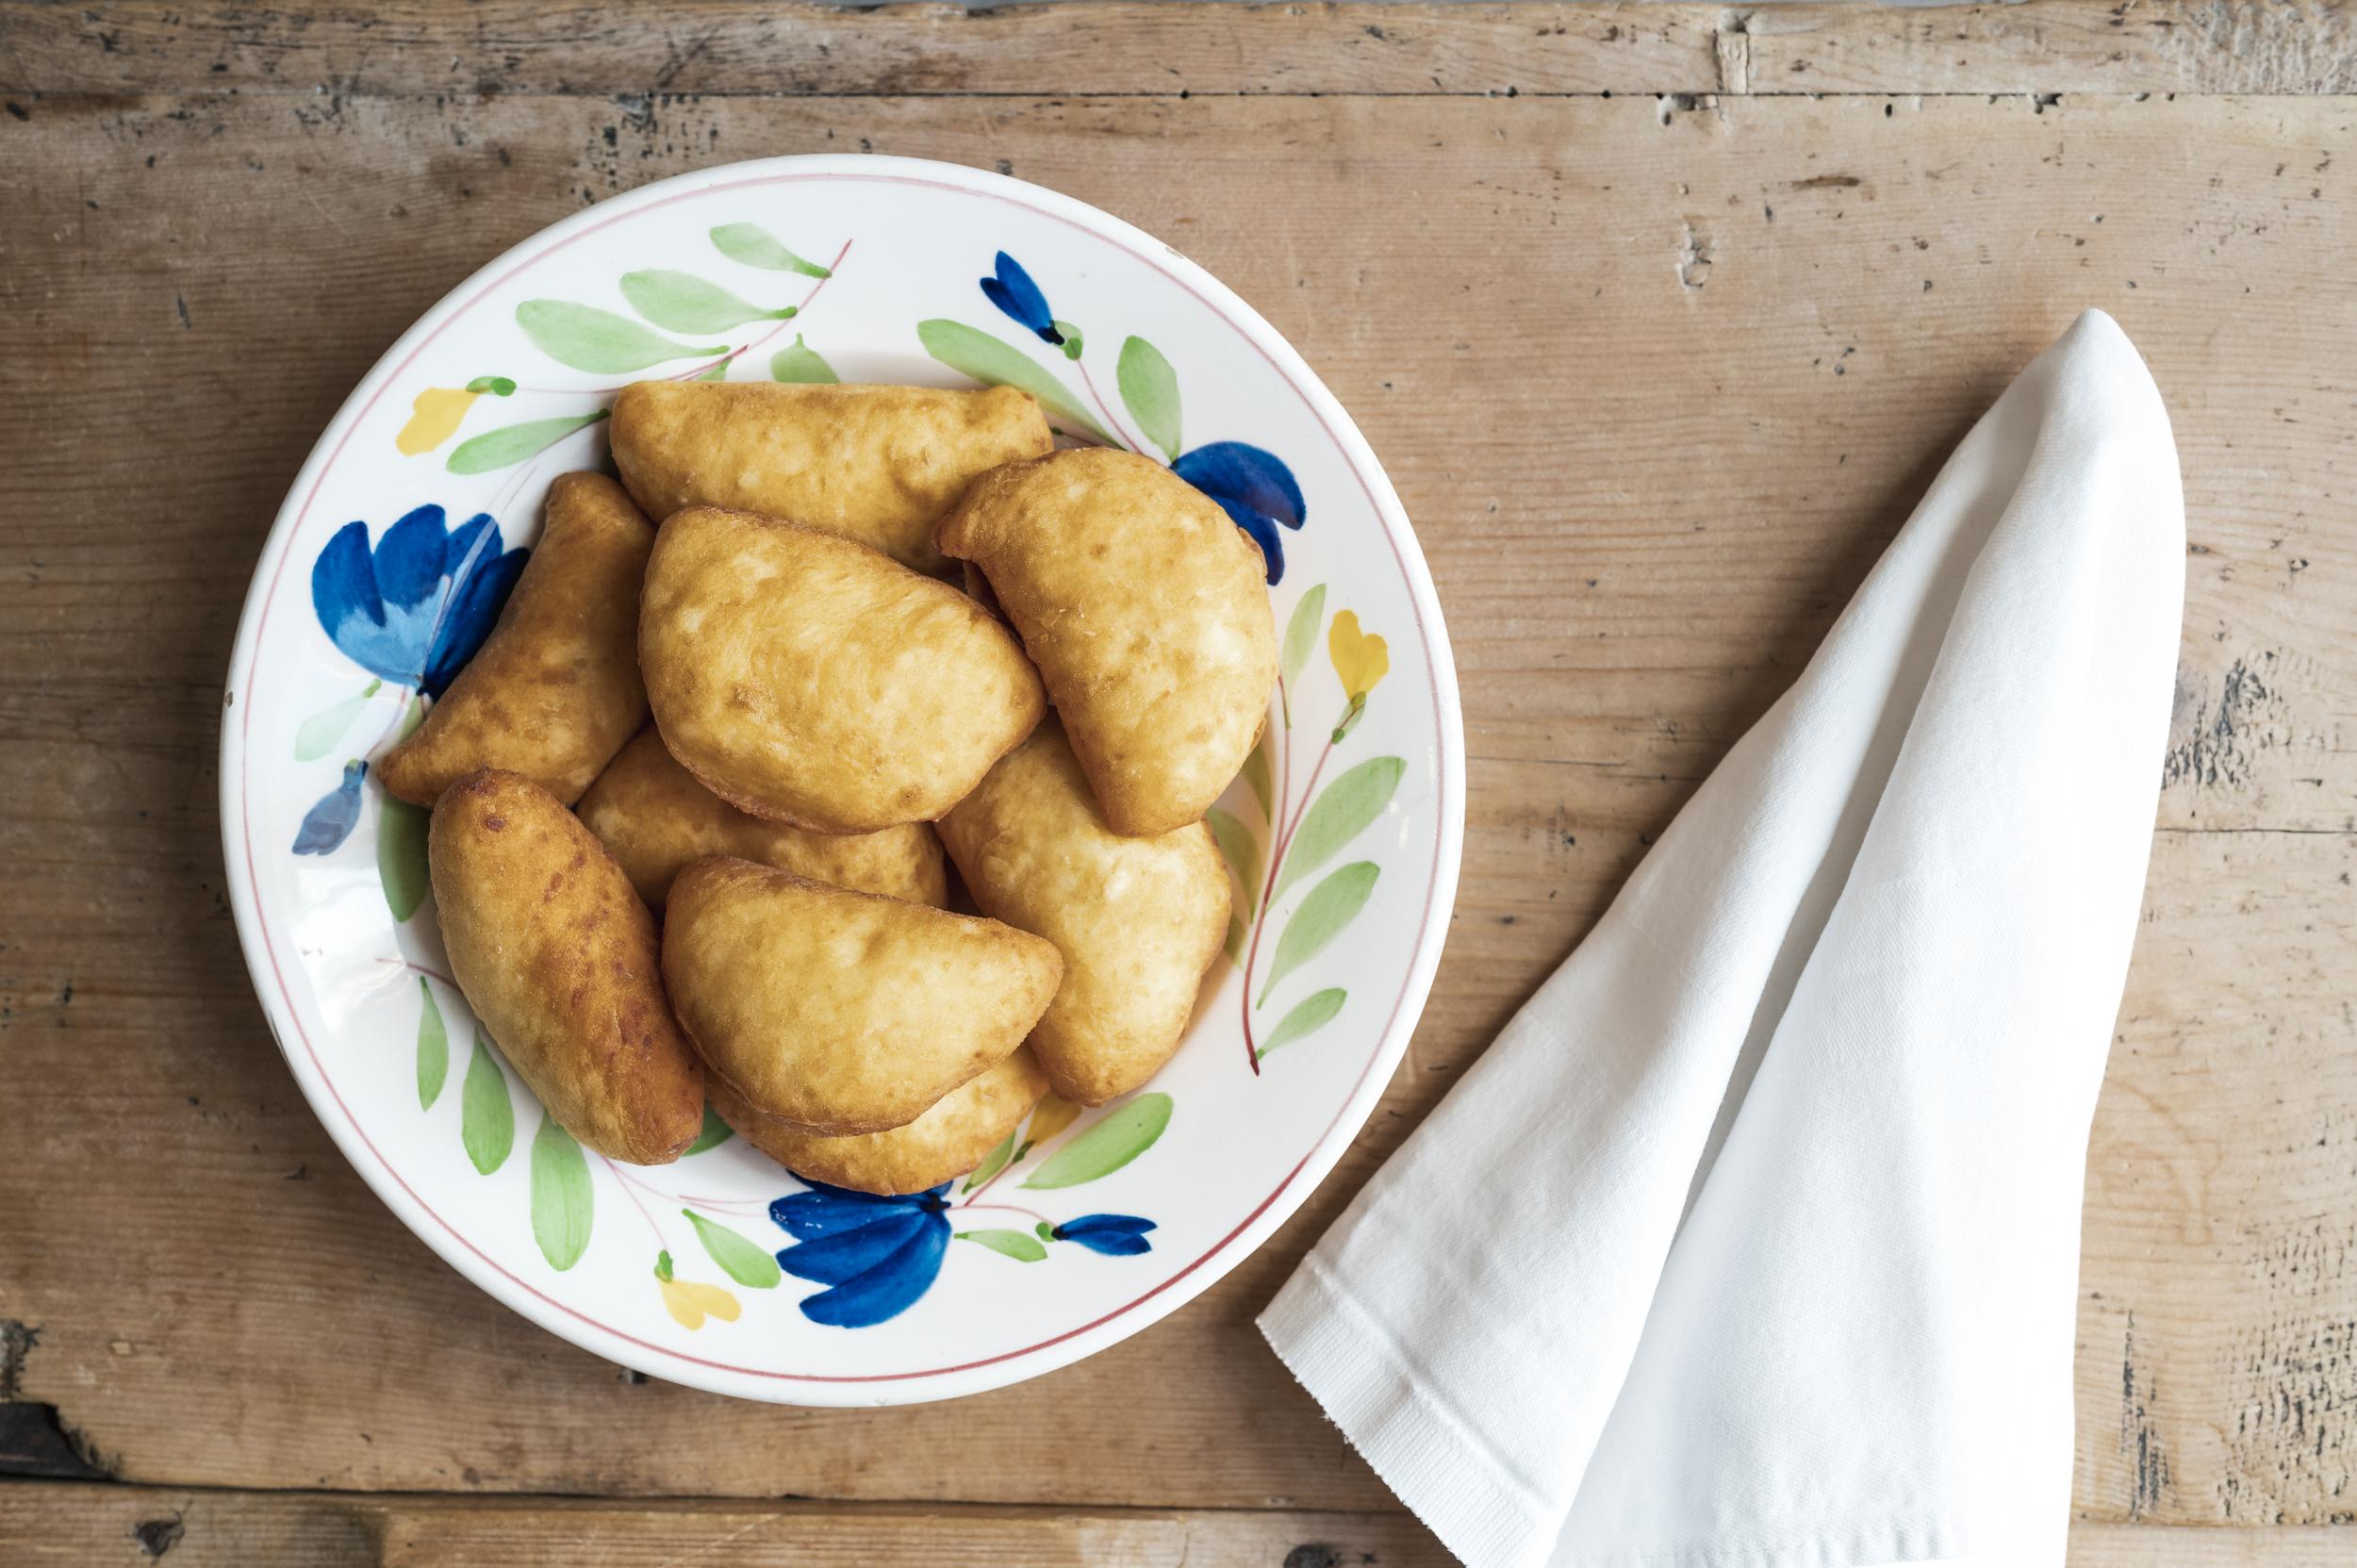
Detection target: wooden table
<box><xmin>3</xmin><ymin>3</ymin><xmax>2352</xmax><ymax>1562</ymax></box>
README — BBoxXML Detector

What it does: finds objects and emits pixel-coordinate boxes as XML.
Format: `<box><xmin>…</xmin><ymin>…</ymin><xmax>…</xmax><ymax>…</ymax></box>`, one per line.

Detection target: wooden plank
<box><xmin>0</xmin><ymin>1486</ymin><xmax>1448</xmax><ymax>1567</ymax></box>
<box><xmin>1742</xmin><ymin>1</ymin><xmax>2357</xmax><ymax>97</ymax></box>
<box><xmin>7</xmin><ymin>1</ymin><xmax>2356</xmax><ymax>101</ymax></box>
<box><xmin>0</xmin><ymin>0</ymin><xmax>1726</xmax><ymax>99</ymax></box>
<box><xmin>0</xmin><ymin>74</ymin><xmax>2352</xmax><ymax>1527</ymax></box>
<box><xmin>0</xmin><ymin>1485</ymin><xmax>2344</xmax><ymax>1565</ymax></box>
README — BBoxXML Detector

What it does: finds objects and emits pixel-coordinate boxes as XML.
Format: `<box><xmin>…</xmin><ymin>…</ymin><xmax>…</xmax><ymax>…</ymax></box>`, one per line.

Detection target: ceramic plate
<box><xmin>219</xmin><ymin>156</ymin><xmax>1464</xmax><ymax>1405</ymax></box>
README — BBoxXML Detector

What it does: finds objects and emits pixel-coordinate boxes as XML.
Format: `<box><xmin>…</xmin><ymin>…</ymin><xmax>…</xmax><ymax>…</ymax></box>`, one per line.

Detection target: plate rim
<box><xmin>217</xmin><ymin>153</ymin><xmax>1466</xmax><ymax>1406</ymax></box>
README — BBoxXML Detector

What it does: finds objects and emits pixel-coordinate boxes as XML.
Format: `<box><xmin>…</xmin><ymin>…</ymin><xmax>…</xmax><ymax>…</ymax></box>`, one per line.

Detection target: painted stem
<box><xmin>376</xmin><ymin>955</ymin><xmax>455</xmax><ymax>987</ymax></box>
<box><xmin>1241</xmin><ymin>710</ymin><xmax>1343</xmax><ymax>1031</ymax></box>
<box><xmin>1239</xmin><ymin>681</ymin><xmax>1294</xmax><ymax>1072</ymax></box>
<box><xmin>600</xmin><ymin>1155</ymin><xmax>667</xmax><ymax>1244</ymax></box>
<box><xmin>957</xmin><ymin>1199</ymin><xmax>1054</xmax><ymax>1228</ymax></box>
<box><xmin>1075</xmin><ymin>357</ymin><xmax>1149</xmax><ymax>457</ymax></box>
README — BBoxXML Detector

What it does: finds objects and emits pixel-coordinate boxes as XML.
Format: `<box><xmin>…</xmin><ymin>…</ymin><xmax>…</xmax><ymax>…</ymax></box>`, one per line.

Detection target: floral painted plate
<box><xmin>220</xmin><ymin>156</ymin><xmax>1464</xmax><ymax>1404</ymax></box>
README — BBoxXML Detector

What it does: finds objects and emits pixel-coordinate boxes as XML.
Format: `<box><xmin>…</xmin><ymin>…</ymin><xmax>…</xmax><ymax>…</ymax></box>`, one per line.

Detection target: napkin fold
<box><xmin>1260</xmin><ymin>310</ymin><xmax>2184</xmax><ymax>1568</ymax></box>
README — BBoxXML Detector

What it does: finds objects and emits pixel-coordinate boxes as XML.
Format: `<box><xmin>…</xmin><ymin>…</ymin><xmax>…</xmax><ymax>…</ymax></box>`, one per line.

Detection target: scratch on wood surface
<box><xmin>2165</xmin><ymin>0</ymin><xmax>2357</xmax><ymax>93</ymax></box>
<box><xmin>1715</xmin><ymin>11</ymin><xmax>1753</xmax><ymax>95</ymax></box>
<box><xmin>1676</xmin><ymin>219</ymin><xmax>1713</xmax><ymax>289</ymax></box>
<box><xmin>2120</xmin><ymin>1312</ymin><xmax>2175</xmax><ymax>1520</ymax></box>
<box><xmin>2223</xmin><ymin>1221</ymin><xmax>2357</xmax><ymax>1523</ymax></box>
<box><xmin>2164</xmin><ymin>653</ymin><xmax>2289</xmax><ymax>792</ymax></box>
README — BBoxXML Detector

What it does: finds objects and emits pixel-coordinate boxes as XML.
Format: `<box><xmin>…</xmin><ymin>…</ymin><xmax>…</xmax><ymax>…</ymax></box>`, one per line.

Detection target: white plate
<box><xmin>219</xmin><ymin>156</ymin><xmax>1463</xmax><ymax>1404</ymax></box>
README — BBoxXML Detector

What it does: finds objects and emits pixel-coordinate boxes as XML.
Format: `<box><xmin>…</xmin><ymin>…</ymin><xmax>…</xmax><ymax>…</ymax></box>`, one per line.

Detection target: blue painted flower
<box><xmin>310</xmin><ymin>504</ymin><xmax>528</xmax><ymax>700</ymax></box>
<box><xmin>292</xmin><ymin>759</ymin><xmax>368</xmax><ymax>855</ymax></box>
<box><xmin>1051</xmin><ymin>1213</ymin><xmax>1157</xmax><ymax>1257</ymax></box>
<box><xmin>981</xmin><ymin>252</ymin><xmax>1083</xmax><ymax>360</ymax></box>
<box><xmin>770</xmin><ymin>1180</ymin><xmax>951</xmax><ymax>1329</ymax></box>
<box><xmin>1173</xmin><ymin>442</ymin><xmax>1307</xmax><ymax>584</ymax></box>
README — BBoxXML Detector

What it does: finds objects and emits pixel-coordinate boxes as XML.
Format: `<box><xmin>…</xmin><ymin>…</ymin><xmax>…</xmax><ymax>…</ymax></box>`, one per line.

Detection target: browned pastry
<box><xmin>662</xmin><ymin>856</ymin><xmax>1062</xmax><ymax>1136</ymax></box>
<box><xmin>379</xmin><ymin>472</ymin><xmax>654</xmax><ymax>807</ymax></box>
<box><xmin>428</xmin><ymin>768</ymin><xmax>704</xmax><ymax>1164</ymax></box>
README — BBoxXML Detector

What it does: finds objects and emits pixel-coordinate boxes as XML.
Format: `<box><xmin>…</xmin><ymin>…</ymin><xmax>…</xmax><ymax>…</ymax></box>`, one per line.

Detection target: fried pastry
<box><xmin>577</xmin><ymin>727</ymin><xmax>948</xmax><ymax>910</ymax></box>
<box><xmin>639</xmin><ymin>506</ymin><xmax>1045</xmax><ymax>833</ymax></box>
<box><xmin>609</xmin><ymin>381</ymin><xmax>1052</xmax><ymax>573</ymax></box>
<box><xmin>935</xmin><ymin>448</ymin><xmax>1277</xmax><ymax>836</ymax></box>
<box><xmin>428</xmin><ymin>768</ymin><xmax>704</xmax><ymax>1164</ymax></box>
<box><xmin>662</xmin><ymin>856</ymin><xmax>1062</xmax><ymax>1136</ymax></box>
<box><xmin>938</xmin><ymin>718</ymin><xmax>1230</xmax><ymax>1105</ymax></box>
<box><xmin>380</xmin><ymin>472</ymin><xmax>653</xmax><ymax>807</ymax></box>
<box><xmin>710</xmin><ymin>1048</ymin><xmax>1049</xmax><ymax>1197</ymax></box>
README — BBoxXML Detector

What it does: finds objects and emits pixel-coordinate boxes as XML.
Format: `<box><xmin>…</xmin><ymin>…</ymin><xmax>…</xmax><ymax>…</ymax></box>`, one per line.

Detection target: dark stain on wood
<box><xmin>132</xmin><ymin>1513</ymin><xmax>185</xmax><ymax>1557</ymax></box>
<box><xmin>2120</xmin><ymin>1312</ymin><xmax>2173</xmax><ymax>1520</ymax></box>
<box><xmin>0</xmin><ymin>1320</ymin><xmax>116</xmax><ymax>1482</ymax></box>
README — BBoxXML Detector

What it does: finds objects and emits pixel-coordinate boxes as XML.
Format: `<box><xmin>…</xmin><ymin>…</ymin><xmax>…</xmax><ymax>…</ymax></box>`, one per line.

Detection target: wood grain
<box><xmin>0</xmin><ymin>1486</ymin><xmax>2346</xmax><ymax>1566</ymax></box>
<box><xmin>0</xmin><ymin>2</ymin><xmax>2352</xmax><ymax>1560</ymax></box>
<box><xmin>7</xmin><ymin>1</ymin><xmax>2356</xmax><ymax>101</ymax></box>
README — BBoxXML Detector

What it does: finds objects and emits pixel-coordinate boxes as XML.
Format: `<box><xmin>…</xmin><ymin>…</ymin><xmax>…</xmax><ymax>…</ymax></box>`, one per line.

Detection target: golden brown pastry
<box><xmin>662</xmin><ymin>856</ymin><xmax>1062</xmax><ymax>1136</ymax></box>
<box><xmin>428</xmin><ymin>768</ymin><xmax>704</xmax><ymax>1164</ymax></box>
<box><xmin>639</xmin><ymin>506</ymin><xmax>1045</xmax><ymax>833</ymax></box>
<box><xmin>609</xmin><ymin>380</ymin><xmax>1052</xmax><ymax>573</ymax></box>
<box><xmin>938</xmin><ymin>718</ymin><xmax>1230</xmax><ymax>1105</ymax></box>
<box><xmin>711</xmin><ymin>1049</ymin><xmax>1049</xmax><ymax>1197</ymax></box>
<box><xmin>577</xmin><ymin>727</ymin><xmax>948</xmax><ymax>910</ymax></box>
<box><xmin>935</xmin><ymin>448</ymin><xmax>1277</xmax><ymax>836</ymax></box>
<box><xmin>379</xmin><ymin>472</ymin><xmax>653</xmax><ymax>807</ymax></box>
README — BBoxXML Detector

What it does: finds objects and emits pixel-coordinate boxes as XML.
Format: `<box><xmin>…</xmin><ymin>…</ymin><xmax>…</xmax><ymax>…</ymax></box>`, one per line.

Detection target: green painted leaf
<box><xmin>1258</xmin><ymin>987</ymin><xmax>1345</xmax><ymax>1061</ymax></box>
<box><xmin>685</xmin><ymin>1104</ymin><xmax>733</xmax><ymax>1155</ymax></box>
<box><xmin>516</xmin><ymin>300</ymin><xmax>723</xmax><ymax>373</ymax></box>
<box><xmin>1281</xmin><ymin>585</ymin><xmax>1327</xmax><ymax>697</ymax></box>
<box><xmin>620</xmin><ymin>270</ymin><xmax>793</xmax><ymax>334</ymax></box>
<box><xmin>446</xmin><ymin>410</ymin><xmax>609</xmax><ymax>475</ymax></box>
<box><xmin>684</xmin><ymin>1209</ymin><xmax>782</xmax><ymax>1289</ymax></box>
<box><xmin>963</xmin><ymin>1126</ymin><xmax>1019</xmax><ymax>1192</ymax></box>
<box><xmin>464</xmin><ymin>375</ymin><xmax>517</xmax><ymax>396</ymax></box>
<box><xmin>1035</xmin><ymin>1220</ymin><xmax>1057</xmax><ymax>1242</ymax></box>
<box><xmin>956</xmin><ymin>1229</ymin><xmax>1047</xmax><ymax>1263</ymax></box>
<box><xmin>710</xmin><ymin>223</ymin><xmax>832</xmax><ymax>277</ymax></box>
<box><xmin>1240</xmin><ymin>740</ymin><xmax>1274</xmax><ymax>822</ymax></box>
<box><xmin>1116</xmin><ymin>335</ymin><xmax>1181</xmax><ymax>460</ymax></box>
<box><xmin>916</xmin><ymin>319</ymin><xmax>1109</xmax><ymax>443</ymax></box>
<box><xmin>415</xmin><ymin>978</ymin><xmax>449</xmax><ymax>1110</ymax></box>
<box><xmin>294</xmin><ymin>679</ymin><xmax>379</xmax><ymax>761</ymax></box>
<box><xmin>1259</xmin><ymin>862</ymin><xmax>1379</xmax><ymax>1007</ymax></box>
<box><xmin>1206</xmin><ymin>806</ymin><xmax>1261</xmax><ymax>918</ymax></box>
<box><xmin>695</xmin><ymin>358</ymin><xmax>732</xmax><ymax>382</ymax></box>
<box><xmin>461</xmin><ymin>1032</ymin><xmax>514</xmax><ymax>1175</ymax></box>
<box><xmin>377</xmin><ymin>794</ymin><xmax>431</xmax><ymax>921</ymax></box>
<box><xmin>1271</xmin><ymin>755</ymin><xmax>1405</xmax><ymax>902</ymax></box>
<box><xmin>530</xmin><ymin>1114</ymin><xmax>593</xmax><ymax>1270</ymax></box>
<box><xmin>1023</xmin><ymin>1093</ymin><xmax>1173</xmax><ymax>1190</ymax></box>
<box><xmin>770</xmin><ymin>334</ymin><xmax>839</xmax><ymax>384</ymax></box>
<box><xmin>1224</xmin><ymin>913</ymin><xmax>1245</xmax><ymax>966</ymax></box>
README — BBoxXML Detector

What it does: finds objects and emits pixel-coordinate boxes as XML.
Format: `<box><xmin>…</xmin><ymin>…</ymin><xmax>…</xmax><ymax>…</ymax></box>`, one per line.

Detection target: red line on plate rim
<box><xmin>230</xmin><ymin>160</ymin><xmax>1459</xmax><ymax>1392</ymax></box>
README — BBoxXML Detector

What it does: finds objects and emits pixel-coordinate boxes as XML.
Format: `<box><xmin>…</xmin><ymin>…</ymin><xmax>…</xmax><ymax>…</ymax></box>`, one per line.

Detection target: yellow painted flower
<box><xmin>394</xmin><ymin>376</ymin><xmax>515</xmax><ymax>455</ymax></box>
<box><xmin>1328</xmin><ymin>610</ymin><xmax>1390</xmax><ymax>701</ymax></box>
<box><xmin>653</xmin><ymin>1249</ymin><xmax>739</xmax><ymax>1330</ymax></box>
<box><xmin>1018</xmin><ymin>1094</ymin><xmax>1083</xmax><ymax>1158</ymax></box>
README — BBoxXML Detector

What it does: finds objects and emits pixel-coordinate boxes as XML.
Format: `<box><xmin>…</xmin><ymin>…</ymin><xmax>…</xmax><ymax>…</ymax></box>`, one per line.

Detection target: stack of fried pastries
<box><xmin>397</xmin><ymin>380</ymin><xmax>1277</xmax><ymax>1194</ymax></box>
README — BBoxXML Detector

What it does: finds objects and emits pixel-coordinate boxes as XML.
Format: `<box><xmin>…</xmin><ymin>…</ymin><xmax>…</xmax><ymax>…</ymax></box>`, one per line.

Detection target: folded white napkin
<box><xmin>1261</xmin><ymin>310</ymin><xmax>2184</xmax><ymax>1568</ymax></box>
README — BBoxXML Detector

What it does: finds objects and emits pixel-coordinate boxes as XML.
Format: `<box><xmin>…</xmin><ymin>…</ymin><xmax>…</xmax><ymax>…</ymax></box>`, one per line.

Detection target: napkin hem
<box><xmin>1261</xmin><ymin>1253</ymin><xmax>1555</xmax><ymax>1568</ymax></box>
